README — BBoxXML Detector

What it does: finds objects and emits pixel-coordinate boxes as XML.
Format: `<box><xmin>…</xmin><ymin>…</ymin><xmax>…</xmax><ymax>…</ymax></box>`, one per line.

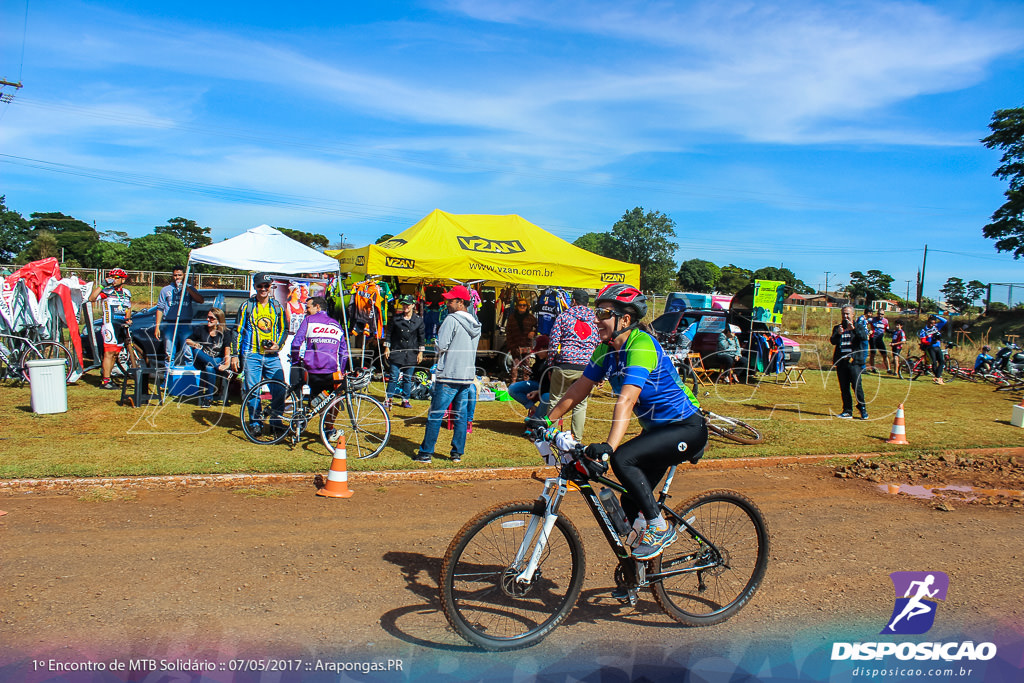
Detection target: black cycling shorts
<box><xmin>610</xmin><ymin>412</ymin><xmax>709</xmax><ymax>522</ymax></box>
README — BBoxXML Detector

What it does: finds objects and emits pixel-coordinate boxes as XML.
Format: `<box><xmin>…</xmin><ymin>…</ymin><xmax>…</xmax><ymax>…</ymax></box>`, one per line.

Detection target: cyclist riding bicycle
<box><xmin>289</xmin><ymin>296</ymin><xmax>348</xmax><ymax>441</ymax></box>
<box><xmin>532</xmin><ymin>283</ymin><xmax>709</xmax><ymax>561</ymax></box>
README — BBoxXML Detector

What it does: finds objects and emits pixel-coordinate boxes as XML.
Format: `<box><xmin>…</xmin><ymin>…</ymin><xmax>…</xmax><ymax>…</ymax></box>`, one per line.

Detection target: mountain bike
<box><xmin>439</xmin><ymin>429</ymin><xmax>770</xmax><ymax>651</ymax></box>
<box><xmin>0</xmin><ymin>332</ymin><xmax>74</xmax><ymax>384</ymax></box>
<box><xmin>701</xmin><ymin>408</ymin><xmax>763</xmax><ymax>444</ymax></box>
<box><xmin>239</xmin><ymin>366</ymin><xmax>391</xmax><ymax>458</ymax></box>
<box><xmin>906</xmin><ymin>349</ymin><xmax>959</xmax><ymax>382</ymax></box>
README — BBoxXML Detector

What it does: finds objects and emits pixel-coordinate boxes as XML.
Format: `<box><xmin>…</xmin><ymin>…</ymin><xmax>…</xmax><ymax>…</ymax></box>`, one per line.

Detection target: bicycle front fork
<box><xmin>513</xmin><ymin>477</ymin><xmax>568</xmax><ymax>585</ymax></box>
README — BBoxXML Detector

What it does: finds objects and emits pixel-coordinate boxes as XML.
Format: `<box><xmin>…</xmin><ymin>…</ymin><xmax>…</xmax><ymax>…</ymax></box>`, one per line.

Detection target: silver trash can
<box><xmin>27</xmin><ymin>358</ymin><xmax>68</xmax><ymax>414</ymax></box>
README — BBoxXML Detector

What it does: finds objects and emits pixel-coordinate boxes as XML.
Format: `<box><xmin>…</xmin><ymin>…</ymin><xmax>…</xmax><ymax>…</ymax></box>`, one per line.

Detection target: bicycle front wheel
<box><xmin>652</xmin><ymin>489</ymin><xmax>770</xmax><ymax>626</ymax></box>
<box><xmin>20</xmin><ymin>341</ymin><xmax>74</xmax><ymax>383</ymax></box>
<box><xmin>944</xmin><ymin>358</ymin><xmax>959</xmax><ymax>382</ymax></box>
<box><xmin>706</xmin><ymin>412</ymin><xmax>763</xmax><ymax>444</ymax></box>
<box><xmin>439</xmin><ymin>501</ymin><xmax>585</xmax><ymax>651</ymax></box>
<box><xmin>319</xmin><ymin>393</ymin><xmax>391</xmax><ymax>458</ymax></box>
<box><xmin>239</xmin><ymin>379</ymin><xmax>297</xmax><ymax>445</ymax></box>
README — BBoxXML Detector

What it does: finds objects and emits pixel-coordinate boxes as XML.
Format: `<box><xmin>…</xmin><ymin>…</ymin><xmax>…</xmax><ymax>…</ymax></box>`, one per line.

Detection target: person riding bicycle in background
<box><xmin>290</xmin><ymin>296</ymin><xmax>348</xmax><ymax>399</ymax></box>
<box><xmin>918</xmin><ymin>313</ymin><xmax>947</xmax><ymax>385</ymax></box>
<box><xmin>290</xmin><ymin>296</ymin><xmax>348</xmax><ymax>443</ymax></box>
<box><xmin>88</xmin><ymin>267</ymin><xmax>132</xmax><ymax>390</ymax></box>
<box><xmin>974</xmin><ymin>345</ymin><xmax>994</xmax><ymax>374</ymax></box>
<box><xmin>536</xmin><ymin>283</ymin><xmax>708</xmax><ymax>561</ymax></box>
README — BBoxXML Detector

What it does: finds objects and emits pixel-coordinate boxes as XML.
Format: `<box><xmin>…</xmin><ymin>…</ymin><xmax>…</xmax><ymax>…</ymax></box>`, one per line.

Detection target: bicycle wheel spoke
<box><xmin>441</xmin><ymin>504</ymin><xmax>585</xmax><ymax>650</ymax></box>
<box><xmin>652</xmin><ymin>490</ymin><xmax>768</xmax><ymax>626</ymax></box>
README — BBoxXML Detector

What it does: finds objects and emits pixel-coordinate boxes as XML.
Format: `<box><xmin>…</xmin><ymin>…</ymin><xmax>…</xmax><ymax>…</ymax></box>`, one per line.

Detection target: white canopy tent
<box><xmin>171</xmin><ymin>224</ymin><xmax>348</xmax><ymax>371</ymax></box>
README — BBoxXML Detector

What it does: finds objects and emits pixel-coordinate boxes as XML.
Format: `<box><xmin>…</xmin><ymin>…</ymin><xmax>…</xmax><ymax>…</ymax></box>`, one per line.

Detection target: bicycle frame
<box><xmin>512</xmin><ymin>437</ymin><xmax>724</xmax><ymax>593</ymax></box>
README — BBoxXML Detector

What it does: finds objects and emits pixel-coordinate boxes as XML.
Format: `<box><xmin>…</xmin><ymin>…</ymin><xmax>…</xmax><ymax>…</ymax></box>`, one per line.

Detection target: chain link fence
<box><xmin>2</xmin><ymin>265</ymin><xmax>249</xmax><ymax>308</ymax></box>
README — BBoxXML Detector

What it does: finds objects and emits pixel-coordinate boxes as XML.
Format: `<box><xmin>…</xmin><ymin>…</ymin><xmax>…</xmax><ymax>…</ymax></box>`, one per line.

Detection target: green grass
<box><xmin>1</xmin><ymin>367</ymin><xmax>1022</xmax><ymax>479</ymax></box>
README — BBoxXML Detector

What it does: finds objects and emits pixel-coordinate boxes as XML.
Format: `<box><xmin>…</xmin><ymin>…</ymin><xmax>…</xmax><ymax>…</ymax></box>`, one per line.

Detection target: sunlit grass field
<box><xmin>1</xmin><ymin>363</ymin><xmax>1021</xmax><ymax>479</ymax></box>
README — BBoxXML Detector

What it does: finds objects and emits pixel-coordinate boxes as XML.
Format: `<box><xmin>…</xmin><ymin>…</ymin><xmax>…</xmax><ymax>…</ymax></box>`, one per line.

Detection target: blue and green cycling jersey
<box><xmin>582</xmin><ymin>328</ymin><xmax>700</xmax><ymax>430</ymax></box>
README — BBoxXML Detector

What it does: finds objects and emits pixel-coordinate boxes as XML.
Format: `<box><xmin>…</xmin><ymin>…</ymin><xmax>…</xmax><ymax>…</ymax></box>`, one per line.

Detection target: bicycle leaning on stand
<box><xmin>239</xmin><ymin>366</ymin><xmax>391</xmax><ymax>458</ymax></box>
<box><xmin>0</xmin><ymin>332</ymin><xmax>74</xmax><ymax>384</ymax></box>
<box><xmin>438</xmin><ymin>427</ymin><xmax>770</xmax><ymax>651</ymax></box>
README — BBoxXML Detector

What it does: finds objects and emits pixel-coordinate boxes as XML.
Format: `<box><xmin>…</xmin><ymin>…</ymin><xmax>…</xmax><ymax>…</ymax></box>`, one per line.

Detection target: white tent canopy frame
<box><xmin>170</xmin><ymin>225</ymin><xmax>348</xmax><ymax>378</ymax></box>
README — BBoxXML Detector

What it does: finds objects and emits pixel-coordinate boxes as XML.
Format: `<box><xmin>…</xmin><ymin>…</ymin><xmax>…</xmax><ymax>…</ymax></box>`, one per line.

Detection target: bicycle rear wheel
<box><xmin>706</xmin><ymin>412</ymin><xmax>763</xmax><ymax>444</ymax></box>
<box><xmin>319</xmin><ymin>393</ymin><xmax>391</xmax><ymax>458</ymax></box>
<box><xmin>20</xmin><ymin>341</ymin><xmax>74</xmax><ymax>383</ymax></box>
<box><xmin>239</xmin><ymin>379</ymin><xmax>297</xmax><ymax>445</ymax></box>
<box><xmin>439</xmin><ymin>501</ymin><xmax>585</xmax><ymax>651</ymax></box>
<box><xmin>652</xmin><ymin>489</ymin><xmax>769</xmax><ymax>626</ymax></box>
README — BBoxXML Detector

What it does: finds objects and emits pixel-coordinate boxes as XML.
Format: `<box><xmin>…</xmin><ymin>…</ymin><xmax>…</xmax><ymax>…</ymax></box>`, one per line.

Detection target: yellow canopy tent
<box><xmin>325</xmin><ymin>209</ymin><xmax>640</xmax><ymax>289</ymax></box>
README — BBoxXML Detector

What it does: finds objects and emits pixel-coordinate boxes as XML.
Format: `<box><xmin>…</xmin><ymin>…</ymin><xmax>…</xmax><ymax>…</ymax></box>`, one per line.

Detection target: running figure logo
<box><xmin>881</xmin><ymin>571</ymin><xmax>949</xmax><ymax>635</ymax></box>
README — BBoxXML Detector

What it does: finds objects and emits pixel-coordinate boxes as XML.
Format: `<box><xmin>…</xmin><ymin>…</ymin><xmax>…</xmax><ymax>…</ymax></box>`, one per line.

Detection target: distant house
<box><xmin>870</xmin><ymin>299</ymin><xmax>900</xmax><ymax>312</ymax></box>
<box><xmin>788</xmin><ymin>292</ymin><xmax>849</xmax><ymax>307</ymax></box>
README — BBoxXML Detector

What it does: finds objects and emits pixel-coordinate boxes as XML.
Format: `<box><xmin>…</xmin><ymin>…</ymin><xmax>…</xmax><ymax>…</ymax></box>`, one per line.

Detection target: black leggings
<box><xmin>610</xmin><ymin>413</ymin><xmax>709</xmax><ymax>522</ymax></box>
<box><xmin>927</xmin><ymin>346</ymin><xmax>944</xmax><ymax>378</ymax></box>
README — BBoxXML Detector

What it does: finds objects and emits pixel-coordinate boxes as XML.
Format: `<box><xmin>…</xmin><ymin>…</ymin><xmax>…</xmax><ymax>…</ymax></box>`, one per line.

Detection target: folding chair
<box><xmin>687</xmin><ymin>352</ymin><xmax>713</xmax><ymax>387</ymax></box>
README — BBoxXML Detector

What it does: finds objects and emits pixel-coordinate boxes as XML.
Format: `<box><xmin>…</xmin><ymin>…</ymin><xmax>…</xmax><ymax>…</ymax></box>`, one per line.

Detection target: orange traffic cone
<box><xmin>317</xmin><ymin>435</ymin><xmax>354</xmax><ymax>498</ymax></box>
<box><xmin>886</xmin><ymin>403</ymin><xmax>909</xmax><ymax>444</ymax></box>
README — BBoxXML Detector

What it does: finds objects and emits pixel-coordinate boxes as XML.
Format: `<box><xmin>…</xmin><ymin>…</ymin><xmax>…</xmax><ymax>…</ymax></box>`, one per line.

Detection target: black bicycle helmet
<box><xmin>595</xmin><ymin>283</ymin><xmax>647</xmax><ymax>319</ymax></box>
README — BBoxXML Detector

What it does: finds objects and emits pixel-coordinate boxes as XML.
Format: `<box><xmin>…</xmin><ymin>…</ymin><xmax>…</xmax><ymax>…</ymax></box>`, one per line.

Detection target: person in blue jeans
<box><xmin>183</xmin><ymin>306</ymin><xmax>233</xmax><ymax>407</ymax></box>
<box><xmin>507</xmin><ymin>334</ymin><xmax>550</xmax><ymax>418</ymax></box>
<box><xmin>383</xmin><ymin>294</ymin><xmax>424</xmax><ymax>409</ymax></box>
<box><xmin>230</xmin><ymin>273</ymin><xmax>288</xmax><ymax>432</ymax></box>
<box><xmin>416</xmin><ymin>285</ymin><xmax>481</xmax><ymax>464</ymax></box>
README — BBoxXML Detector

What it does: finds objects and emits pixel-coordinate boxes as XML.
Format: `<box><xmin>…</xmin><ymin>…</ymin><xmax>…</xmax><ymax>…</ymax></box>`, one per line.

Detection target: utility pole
<box><xmin>917</xmin><ymin>244</ymin><xmax>928</xmax><ymax>310</ymax></box>
<box><xmin>824</xmin><ymin>271</ymin><xmax>830</xmax><ymax>304</ymax></box>
<box><xmin>905</xmin><ymin>280</ymin><xmax>911</xmax><ymax>305</ymax></box>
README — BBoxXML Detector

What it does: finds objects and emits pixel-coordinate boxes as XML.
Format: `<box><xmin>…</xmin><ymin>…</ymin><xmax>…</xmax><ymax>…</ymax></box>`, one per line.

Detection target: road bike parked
<box><xmin>905</xmin><ymin>348</ymin><xmax>959</xmax><ymax>382</ymax></box>
<box><xmin>239</xmin><ymin>366</ymin><xmax>391</xmax><ymax>458</ymax></box>
<box><xmin>0</xmin><ymin>332</ymin><xmax>74</xmax><ymax>383</ymax></box>
<box><xmin>439</xmin><ymin>428</ymin><xmax>770</xmax><ymax>651</ymax></box>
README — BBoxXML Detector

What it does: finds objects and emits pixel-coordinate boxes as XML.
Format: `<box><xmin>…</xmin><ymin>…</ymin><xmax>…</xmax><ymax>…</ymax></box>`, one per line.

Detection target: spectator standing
<box><xmin>88</xmin><ymin>267</ymin><xmax>132</xmax><ymax>390</ymax></box>
<box><xmin>231</xmin><ymin>273</ymin><xmax>288</xmax><ymax>432</ymax></box>
<box><xmin>416</xmin><ymin>285</ymin><xmax>481</xmax><ymax>464</ymax></box>
<box><xmin>867</xmin><ymin>310</ymin><xmax>890</xmax><ymax>374</ymax></box>
<box><xmin>890</xmin><ymin>321</ymin><xmax>906</xmax><ymax>367</ymax></box>
<box><xmin>830</xmin><ymin>304</ymin><xmax>870</xmax><ymax>419</ymax></box>
<box><xmin>546</xmin><ymin>289</ymin><xmax>600</xmax><ymax>439</ymax></box>
<box><xmin>383</xmin><ymin>294</ymin><xmax>424</xmax><ymax>410</ymax></box>
<box><xmin>154</xmin><ymin>265</ymin><xmax>205</xmax><ymax>363</ymax></box>
<box><xmin>918</xmin><ymin>314</ymin><xmax>948</xmax><ymax>384</ymax></box>
<box><xmin>716</xmin><ymin>326</ymin><xmax>742</xmax><ymax>383</ymax></box>
<box><xmin>504</xmin><ymin>298</ymin><xmax>536</xmax><ymax>383</ymax></box>
<box><xmin>184</xmin><ymin>306</ymin><xmax>233</xmax><ymax>408</ymax></box>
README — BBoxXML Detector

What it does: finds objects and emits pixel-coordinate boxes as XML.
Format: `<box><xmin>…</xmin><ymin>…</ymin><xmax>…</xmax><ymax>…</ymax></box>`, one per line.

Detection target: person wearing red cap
<box><xmin>415</xmin><ymin>284</ymin><xmax>481</xmax><ymax>464</ymax></box>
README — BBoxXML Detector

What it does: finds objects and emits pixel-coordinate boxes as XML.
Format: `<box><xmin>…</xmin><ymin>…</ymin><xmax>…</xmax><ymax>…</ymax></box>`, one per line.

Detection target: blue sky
<box><xmin>2</xmin><ymin>0</ymin><xmax>1023</xmax><ymax>300</ymax></box>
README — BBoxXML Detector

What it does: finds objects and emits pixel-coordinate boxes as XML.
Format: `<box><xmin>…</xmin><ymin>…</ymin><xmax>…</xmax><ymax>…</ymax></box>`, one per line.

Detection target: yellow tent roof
<box><xmin>325</xmin><ymin>209</ymin><xmax>640</xmax><ymax>289</ymax></box>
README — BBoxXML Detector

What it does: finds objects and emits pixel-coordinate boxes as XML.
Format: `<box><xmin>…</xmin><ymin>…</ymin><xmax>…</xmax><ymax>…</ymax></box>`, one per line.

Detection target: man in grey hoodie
<box><xmin>416</xmin><ymin>285</ymin><xmax>482</xmax><ymax>463</ymax></box>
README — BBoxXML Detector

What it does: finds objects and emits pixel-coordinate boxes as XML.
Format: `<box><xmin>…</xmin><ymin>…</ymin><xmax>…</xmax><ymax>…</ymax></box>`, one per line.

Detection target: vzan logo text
<box><xmin>601</xmin><ymin>272</ymin><xmax>626</xmax><ymax>283</ymax></box>
<box><xmin>456</xmin><ymin>236</ymin><xmax>526</xmax><ymax>254</ymax></box>
<box><xmin>385</xmin><ymin>256</ymin><xmax>415</xmax><ymax>269</ymax></box>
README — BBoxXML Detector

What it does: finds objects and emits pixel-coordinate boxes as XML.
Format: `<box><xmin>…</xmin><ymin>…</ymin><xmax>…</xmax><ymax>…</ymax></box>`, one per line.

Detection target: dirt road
<box><xmin>1</xmin><ymin>461</ymin><xmax>1022</xmax><ymax>682</ymax></box>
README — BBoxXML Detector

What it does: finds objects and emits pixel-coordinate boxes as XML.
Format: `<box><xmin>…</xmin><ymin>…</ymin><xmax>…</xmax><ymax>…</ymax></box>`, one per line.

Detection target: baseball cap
<box><xmin>253</xmin><ymin>272</ymin><xmax>273</xmax><ymax>287</ymax></box>
<box><xmin>443</xmin><ymin>285</ymin><xmax>472</xmax><ymax>301</ymax></box>
<box><xmin>397</xmin><ymin>294</ymin><xmax>416</xmax><ymax>306</ymax></box>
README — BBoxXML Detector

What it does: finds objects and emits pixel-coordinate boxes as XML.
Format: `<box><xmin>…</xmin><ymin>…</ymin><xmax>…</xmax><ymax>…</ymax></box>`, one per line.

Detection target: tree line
<box><xmin>0</xmin><ymin>197</ymin><xmax>328</xmax><ymax>272</ymax></box>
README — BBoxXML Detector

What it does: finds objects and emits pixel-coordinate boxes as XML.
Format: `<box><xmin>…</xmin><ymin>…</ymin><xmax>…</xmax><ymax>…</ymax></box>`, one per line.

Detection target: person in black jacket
<box><xmin>383</xmin><ymin>294</ymin><xmax>425</xmax><ymax>409</ymax></box>
<box><xmin>830</xmin><ymin>304</ymin><xmax>871</xmax><ymax>420</ymax></box>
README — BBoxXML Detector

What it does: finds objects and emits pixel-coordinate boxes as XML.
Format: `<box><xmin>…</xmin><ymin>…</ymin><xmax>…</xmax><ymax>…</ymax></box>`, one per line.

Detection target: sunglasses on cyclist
<box><xmin>594</xmin><ymin>307</ymin><xmax>617</xmax><ymax>321</ymax></box>
<box><xmin>256</xmin><ymin>284</ymin><xmax>271</xmax><ymax>289</ymax></box>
